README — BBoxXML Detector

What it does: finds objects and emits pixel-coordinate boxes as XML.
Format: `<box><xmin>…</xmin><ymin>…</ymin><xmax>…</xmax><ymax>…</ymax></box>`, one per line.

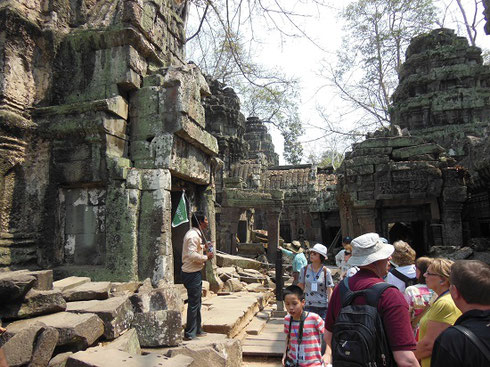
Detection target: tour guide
<box><xmin>181</xmin><ymin>212</ymin><xmax>214</xmax><ymax>340</ymax></box>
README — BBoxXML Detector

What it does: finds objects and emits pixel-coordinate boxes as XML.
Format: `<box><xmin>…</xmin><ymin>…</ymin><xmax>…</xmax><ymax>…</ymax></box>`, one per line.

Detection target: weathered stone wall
<box><xmin>338</xmin><ymin>133</ymin><xmax>467</xmax><ymax>251</ymax></box>
<box><xmin>0</xmin><ymin>1</ymin><xmax>218</xmax><ymax>285</ymax></box>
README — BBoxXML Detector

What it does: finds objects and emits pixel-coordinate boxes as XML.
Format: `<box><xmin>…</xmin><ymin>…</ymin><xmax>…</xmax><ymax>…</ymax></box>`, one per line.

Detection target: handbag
<box><xmin>284</xmin><ymin>311</ymin><xmax>308</xmax><ymax>367</ymax></box>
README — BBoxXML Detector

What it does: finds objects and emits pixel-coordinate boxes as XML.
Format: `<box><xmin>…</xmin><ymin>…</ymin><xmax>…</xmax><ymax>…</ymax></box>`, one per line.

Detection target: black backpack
<box><xmin>390</xmin><ymin>267</ymin><xmax>417</xmax><ymax>288</ymax></box>
<box><xmin>332</xmin><ymin>278</ymin><xmax>397</xmax><ymax>367</ymax></box>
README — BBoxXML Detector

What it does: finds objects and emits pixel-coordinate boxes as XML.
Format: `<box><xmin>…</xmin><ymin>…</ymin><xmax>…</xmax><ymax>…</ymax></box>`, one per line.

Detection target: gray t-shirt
<box><xmin>298</xmin><ymin>264</ymin><xmax>334</xmax><ymax>308</ymax></box>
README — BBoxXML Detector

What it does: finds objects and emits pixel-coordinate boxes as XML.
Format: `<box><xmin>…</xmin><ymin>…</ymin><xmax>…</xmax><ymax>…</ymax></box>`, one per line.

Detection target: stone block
<box><xmin>202</xmin><ymin>280</ymin><xmax>210</xmax><ymax>297</ymax></box>
<box><xmin>26</xmin><ymin>270</ymin><xmax>54</xmax><ymax>290</ymax></box>
<box><xmin>65</xmin><ymin>296</ymin><xmax>134</xmax><ymax>340</ymax></box>
<box><xmin>48</xmin><ymin>352</ymin><xmax>73</xmax><ymax>367</ymax></box>
<box><xmin>358</xmin><ymin>136</ymin><xmax>424</xmax><ymax>148</ymax></box>
<box><xmin>132</xmin><ymin>310</ymin><xmax>182</xmax><ymax>347</ymax></box>
<box><xmin>1</xmin><ymin>289</ymin><xmax>66</xmax><ymax>320</ymax></box>
<box><xmin>62</xmin><ymin>282</ymin><xmax>111</xmax><ymax>302</ymax></box>
<box><xmin>53</xmin><ymin>277</ymin><xmax>91</xmax><ymax>292</ymax></box>
<box><xmin>6</xmin><ymin>312</ymin><xmax>104</xmax><ymax>351</ymax></box>
<box><xmin>392</xmin><ymin>143</ymin><xmax>445</xmax><ymax>160</ymax></box>
<box><xmin>0</xmin><ymin>271</ymin><xmax>36</xmax><ymax>302</ymax></box>
<box><xmin>167</xmin><ymin>337</ymin><xmax>242</xmax><ymax>367</ymax></box>
<box><xmin>2</xmin><ymin>322</ymin><xmax>59</xmax><ymax>367</ymax></box>
<box><xmin>110</xmin><ymin>282</ymin><xmax>141</xmax><ymax>295</ymax></box>
<box><xmin>66</xmin><ymin>348</ymin><xmax>193</xmax><ymax>367</ymax></box>
<box><xmin>130</xmin><ymin>286</ymin><xmax>183</xmax><ymax>313</ymax></box>
<box><xmin>102</xmin><ymin>328</ymin><xmax>140</xmax><ymax>355</ymax></box>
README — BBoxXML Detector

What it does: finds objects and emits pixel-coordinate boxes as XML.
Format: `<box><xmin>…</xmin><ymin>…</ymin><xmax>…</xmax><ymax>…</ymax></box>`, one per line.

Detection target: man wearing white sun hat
<box><xmin>323</xmin><ymin>233</ymin><xmax>420</xmax><ymax>367</ymax></box>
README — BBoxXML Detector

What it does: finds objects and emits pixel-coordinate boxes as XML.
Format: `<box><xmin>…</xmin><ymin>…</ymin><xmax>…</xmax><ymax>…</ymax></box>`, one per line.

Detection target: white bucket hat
<box><xmin>347</xmin><ymin>233</ymin><xmax>394</xmax><ymax>267</ymax></box>
<box><xmin>310</xmin><ymin>243</ymin><xmax>328</xmax><ymax>258</ymax></box>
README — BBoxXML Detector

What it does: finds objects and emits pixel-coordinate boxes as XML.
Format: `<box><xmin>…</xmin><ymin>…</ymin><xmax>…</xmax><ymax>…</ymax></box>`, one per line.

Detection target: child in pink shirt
<box><xmin>283</xmin><ymin>285</ymin><xmax>325</xmax><ymax>367</ymax></box>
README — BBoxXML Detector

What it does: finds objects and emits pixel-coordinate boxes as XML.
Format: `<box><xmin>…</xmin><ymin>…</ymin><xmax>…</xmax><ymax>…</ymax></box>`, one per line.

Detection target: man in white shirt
<box><xmin>182</xmin><ymin>212</ymin><xmax>214</xmax><ymax>340</ymax></box>
<box><xmin>335</xmin><ymin>236</ymin><xmax>352</xmax><ymax>269</ymax></box>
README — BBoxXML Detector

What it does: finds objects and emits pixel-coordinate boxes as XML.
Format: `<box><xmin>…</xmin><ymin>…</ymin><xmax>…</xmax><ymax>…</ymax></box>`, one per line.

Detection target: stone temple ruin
<box><xmin>1</xmin><ymin>1</ymin><xmax>490</xmax><ymax>366</ymax></box>
<box><xmin>1</xmin><ymin>2</ymin><xmax>490</xmax><ymax>282</ymax></box>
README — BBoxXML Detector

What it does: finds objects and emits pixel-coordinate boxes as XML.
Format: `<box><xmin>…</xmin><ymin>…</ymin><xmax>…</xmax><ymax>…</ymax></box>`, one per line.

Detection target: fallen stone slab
<box><xmin>66</xmin><ymin>347</ymin><xmax>193</xmax><ymax>367</ymax></box>
<box><xmin>201</xmin><ymin>291</ymin><xmax>273</xmax><ymax>338</ymax></box>
<box><xmin>2</xmin><ymin>322</ymin><xmax>59</xmax><ymax>367</ymax></box>
<box><xmin>132</xmin><ymin>310</ymin><xmax>181</xmax><ymax>347</ymax></box>
<box><xmin>0</xmin><ymin>271</ymin><xmax>36</xmax><ymax>302</ymax></box>
<box><xmin>245</xmin><ymin>283</ymin><xmax>271</xmax><ymax>293</ymax></box>
<box><xmin>102</xmin><ymin>328</ymin><xmax>141</xmax><ymax>355</ymax></box>
<box><xmin>6</xmin><ymin>312</ymin><xmax>104</xmax><ymax>351</ymax></box>
<box><xmin>53</xmin><ymin>277</ymin><xmax>91</xmax><ymax>292</ymax></box>
<box><xmin>223</xmin><ymin>278</ymin><xmax>244</xmax><ymax>292</ymax></box>
<box><xmin>216</xmin><ymin>253</ymin><xmax>263</xmax><ymax>271</ymax></box>
<box><xmin>216</xmin><ymin>267</ymin><xmax>239</xmax><ymax>282</ymax></box>
<box><xmin>1</xmin><ymin>289</ymin><xmax>66</xmax><ymax>320</ymax></box>
<box><xmin>63</xmin><ymin>282</ymin><xmax>111</xmax><ymax>302</ymax></box>
<box><xmin>65</xmin><ymin>296</ymin><xmax>133</xmax><ymax>339</ymax></box>
<box><xmin>165</xmin><ymin>333</ymin><xmax>242</xmax><ymax>367</ymax></box>
<box><xmin>245</xmin><ymin>316</ymin><xmax>268</xmax><ymax>335</ymax></box>
<box><xmin>48</xmin><ymin>352</ymin><xmax>73</xmax><ymax>367</ymax></box>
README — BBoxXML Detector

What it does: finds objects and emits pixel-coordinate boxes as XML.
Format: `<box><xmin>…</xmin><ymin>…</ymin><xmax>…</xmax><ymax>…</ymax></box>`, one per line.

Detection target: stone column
<box><xmin>441</xmin><ymin>201</ymin><xmax>464</xmax><ymax>247</ymax></box>
<box><xmin>354</xmin><ymin>207</ymin><xmax>377</xmax><ymax>235</ymax></box>
<box><xmin>204</xmin><ymin>178</ymin><xmax>223</xmax><ymax>293</ymax></box>
<box><xmin>219</xmin><ymin>207</ymin><xmax>241</xmax><ymax>255</ymax></box>
<box><xmin>266</xmin><ymin>210</ymin><xmax>281</xmax><ymax>263</ymax></box>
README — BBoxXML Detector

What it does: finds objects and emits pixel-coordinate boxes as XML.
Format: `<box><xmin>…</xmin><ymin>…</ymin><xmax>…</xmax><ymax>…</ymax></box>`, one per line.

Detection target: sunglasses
<box><xmin>344</xmin><ymin>251</ymin><xmax>351</xmax><ymax>255</ymax></box>
<box><xmin>424</xmin><ymin>271</ymin><xmax>440</xmax><ymax>277</ymax></box>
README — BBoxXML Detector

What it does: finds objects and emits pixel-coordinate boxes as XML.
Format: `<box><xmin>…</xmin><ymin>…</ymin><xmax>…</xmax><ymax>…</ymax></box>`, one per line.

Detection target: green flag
<box><xmin>172</xmin><ymin>192</ymin><xmax>188</xmax><ymax>227</ymax></box>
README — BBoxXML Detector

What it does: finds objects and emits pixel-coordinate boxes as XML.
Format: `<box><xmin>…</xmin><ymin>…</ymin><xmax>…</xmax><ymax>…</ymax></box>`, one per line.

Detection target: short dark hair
<box><xmin>342</xmin><ymin>236</ymin><xmax>352</xmax><ymax>244</ymax></box>
<box><xmin>283</xmin><ymin>285</ymin><xmax>304</xmax><ymax>301</ymax></box>
<box><xmin>450</xmin><ymin>260</ymin><xmax>490</xmax><ymax>305</ymax></box>
<box><xmin>191</xmin><ymin>212</ymin><xmax>206</xmax><ymax>227</ymax></box>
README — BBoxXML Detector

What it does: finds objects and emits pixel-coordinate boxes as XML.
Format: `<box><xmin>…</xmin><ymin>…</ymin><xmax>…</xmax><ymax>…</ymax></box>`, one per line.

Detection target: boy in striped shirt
<box><xmin>283</xmin><ymin>285</ymin><xmax>326</xmax><ymax>367</ymax></box>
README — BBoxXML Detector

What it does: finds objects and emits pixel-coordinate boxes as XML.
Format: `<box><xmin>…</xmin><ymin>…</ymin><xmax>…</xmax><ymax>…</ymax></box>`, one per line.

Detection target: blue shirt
<box><xmin>281</xmin><ymin>249</ymin><xmax>307</xmax><ymax>273</ymax></box>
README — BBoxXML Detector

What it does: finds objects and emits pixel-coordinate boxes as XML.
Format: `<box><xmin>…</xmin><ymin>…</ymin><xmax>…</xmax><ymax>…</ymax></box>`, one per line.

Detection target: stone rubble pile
<box><xmin>0</xmin><ymin>259</ymin><xmax>276</xmax><ymax>367</ymax></box>
<box><xmin>0</xmin><ymin>270</ymin><xmax>185</xmax><ymax>367</ymax></box>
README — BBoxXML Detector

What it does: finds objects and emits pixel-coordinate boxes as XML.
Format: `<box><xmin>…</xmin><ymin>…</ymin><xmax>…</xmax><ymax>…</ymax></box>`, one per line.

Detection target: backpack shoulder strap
<box><xmin>364</xmin><ymin>282</ymin><xmax>397</xmax><ymax>308</ymax></box>
<box><xmin>391</xmin><ymin>268</ymin><xmax>415</xmax><ymax>287</ymax></box>
<box><xmin>339</xmin><ymin>277</ymin><xmax>357</xmax><ymax>307</ymax></box>
<box><xmin>452</xmin><ymin>325</ymin><xmax>490</xmax><ymax>362</ymax></box>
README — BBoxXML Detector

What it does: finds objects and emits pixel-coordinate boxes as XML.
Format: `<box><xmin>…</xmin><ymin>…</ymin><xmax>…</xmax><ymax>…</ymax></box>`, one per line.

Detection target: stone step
<box><xmin>245</xmin><ymin>316</ymin><xmax>268</xmax><ymax>336</ymax></box>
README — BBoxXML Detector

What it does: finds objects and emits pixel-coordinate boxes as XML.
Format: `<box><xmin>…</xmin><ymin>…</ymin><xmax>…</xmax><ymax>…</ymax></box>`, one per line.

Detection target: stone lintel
<box><xmin>222</xmin><ymin>188</ymin><xmax>284</xmax><ymax>209</ymax></box>
<box><xmin>33</xmin><ymin>96</ymin><xmax>129</xmax><ymax>120</ymax></box>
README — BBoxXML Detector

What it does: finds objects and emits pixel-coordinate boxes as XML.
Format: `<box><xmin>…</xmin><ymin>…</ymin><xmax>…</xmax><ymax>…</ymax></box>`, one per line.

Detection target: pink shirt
<box><xmin>325</xmin><ymin>268</ymin><xmax>416</xmax><ymax>351</ymax></box>
<box><xmin>284</xmin><ymin>312</ymin><xmax>325</xmax><ymax>367</ymax></box>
